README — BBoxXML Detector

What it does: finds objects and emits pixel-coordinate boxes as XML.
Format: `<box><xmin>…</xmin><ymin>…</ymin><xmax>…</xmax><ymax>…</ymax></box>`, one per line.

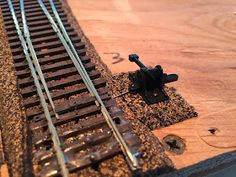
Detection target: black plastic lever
<box><xmin>129</xmin><ymin>54</ymin><xmax>146</xmax><ymax>68</ymax></box>
<box><xmin>128</xmin><ymin>54</ymin><xmax>178</xmax><ymax>104</ymax></box>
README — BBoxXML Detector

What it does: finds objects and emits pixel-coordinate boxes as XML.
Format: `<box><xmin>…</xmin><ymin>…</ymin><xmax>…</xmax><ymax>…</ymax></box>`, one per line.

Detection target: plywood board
<box><xmin>67</xmin><ymin>0</ymin><xmax>236</xmax><ymax>169</ymax></box>
<box><xmin>196</xmin><ymin>107</ymin><xmax>236</xmax><ymax>148</ymax></box>
<box><xmin>66</xmin><ymin>0</ymin><xmax>236</xmax><ymax>115</ymax></box>
<box><xmin>153</xmin><ymin>118</ymin><xmax>236</xmax><ymax>169</ymax></box>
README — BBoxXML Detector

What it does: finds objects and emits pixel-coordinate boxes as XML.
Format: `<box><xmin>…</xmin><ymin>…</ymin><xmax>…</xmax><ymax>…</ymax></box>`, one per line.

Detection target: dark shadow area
<box><xmin>23</xmin><ymin>123</ymin><xmax>34</xmax><ymax>177</ymax></box>
<box><xmin>159</xmin><ymin>150</ymin><xmax>236</xmax><ymax>177</ymax></box>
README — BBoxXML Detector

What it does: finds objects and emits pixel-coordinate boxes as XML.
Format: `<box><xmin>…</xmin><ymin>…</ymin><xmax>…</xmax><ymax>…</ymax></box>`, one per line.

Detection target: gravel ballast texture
<box><xmin>0</xmin><ymin>12</ymin><xmax>27</xmax><ymax>177</ymax></box>
<box><xmin>110</xmin><ymin>73</ymin><xmax>198</xmax><ymax>130</ymax></box>
<box><xmin>0</xmin><ymin>0</ymin><xmax>197</xmax><ymax>176</ymax></box>
<box><xmin>62</xmin><ymin>0</ymin><xmax>197</xmax><ymax>176</ymax></box>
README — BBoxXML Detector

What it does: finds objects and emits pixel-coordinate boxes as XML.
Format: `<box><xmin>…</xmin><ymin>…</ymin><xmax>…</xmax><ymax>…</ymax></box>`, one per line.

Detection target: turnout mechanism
<box><xmin>128</xmin><ymin>54</ymin><xmax>178</xmax><ymax>105</ymax></box>
<box><xmin>1</xmin><ymin>0</ymin><xmax>141</xmax><ymax>176</ymax></box>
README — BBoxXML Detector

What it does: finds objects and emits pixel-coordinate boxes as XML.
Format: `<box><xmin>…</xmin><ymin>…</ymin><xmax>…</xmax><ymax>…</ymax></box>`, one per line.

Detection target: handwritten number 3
<box><xmin>104</xmin><ymin>52</ymin><xmax>125</xmax><ymax>64</ymax></box>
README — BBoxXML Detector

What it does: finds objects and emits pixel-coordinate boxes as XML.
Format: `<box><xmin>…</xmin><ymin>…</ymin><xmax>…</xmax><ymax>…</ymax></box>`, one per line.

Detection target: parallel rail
<box><xmin>0</xmin><ymin>0</ymin><xmax>140</xmax><ymax>176</ymax></box>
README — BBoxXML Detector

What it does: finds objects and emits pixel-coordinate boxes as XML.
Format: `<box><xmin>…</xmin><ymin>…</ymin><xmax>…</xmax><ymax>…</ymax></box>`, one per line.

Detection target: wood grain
<box><xmin>196</xmin><ymin>107</ymin><xmax>236</xmax><ymax>148</ymax></box>
<box><xmin>153</xmin><ymin>118</ymin><xmax>236</xmax><ymax>169</ymax></box>
<box><xmin>66</xmin><ymin>0</ymin><xmax>236</xmax><ymax>110</ymax></box>
<box><xmin>67</xmin><ymin>0</ymin><xmax>236</xmax><ymax>169</ymax></box>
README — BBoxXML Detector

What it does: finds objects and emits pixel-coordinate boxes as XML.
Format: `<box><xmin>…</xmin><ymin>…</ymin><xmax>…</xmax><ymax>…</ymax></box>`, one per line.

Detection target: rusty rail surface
<box><xmin>0</xmin><ymin>0</ymin><xmax>140</xmax><ymax>176</ymax></box>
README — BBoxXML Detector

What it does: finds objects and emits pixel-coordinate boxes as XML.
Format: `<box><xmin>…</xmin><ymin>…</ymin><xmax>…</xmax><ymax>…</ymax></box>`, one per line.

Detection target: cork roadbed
<box><xmin>0</xmin><ymin>1</ymin><xmax>199</xmax><ymax>176</ymax></box>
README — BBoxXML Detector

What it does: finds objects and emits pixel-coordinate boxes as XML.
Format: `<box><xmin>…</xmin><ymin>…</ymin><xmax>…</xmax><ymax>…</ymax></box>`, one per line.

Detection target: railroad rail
<box><xmin>0</xmin><ymin>0</ymin><xmax>140</xmax><ymax>176</ymax></box>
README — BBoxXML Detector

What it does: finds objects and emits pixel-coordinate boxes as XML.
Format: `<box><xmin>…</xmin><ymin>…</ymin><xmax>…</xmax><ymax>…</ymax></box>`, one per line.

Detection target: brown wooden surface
<box><xmin>67</xmin><ymin>0</ymin><xmax>236</xmax><ymax>169</ymax></box>
<box><xmin>196</xmin><ymin>107</ymin><xmax>236</xmax><ymax>148</ymax></box>
<box><xmin>0</xmin><ymin>131</ymin><xmax>9</xmax><ymax>177</ymax></box>
<box><xmin>153</xmin><ymin>118</ymin><xmax>236</xmax><ymax>169</ymax></box>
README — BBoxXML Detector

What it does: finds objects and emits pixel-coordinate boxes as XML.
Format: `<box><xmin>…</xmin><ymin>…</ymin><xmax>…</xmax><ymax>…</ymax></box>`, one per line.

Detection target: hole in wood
<box><xmin>208</xmin><ymin>127</ymin><xmax>219</xmax><ymax>135</ymax></box>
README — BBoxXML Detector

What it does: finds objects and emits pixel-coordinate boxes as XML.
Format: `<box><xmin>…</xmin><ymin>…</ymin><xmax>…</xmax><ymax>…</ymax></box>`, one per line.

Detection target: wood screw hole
<box><xmin>166</xmin><ymin>139</ymin><xmax>180</xmax><ymax>150</ymax></box>
<box><xmin>208</xmin><ymin>128</ymin><xmax>219</xmax><ymax>135</ymax></box>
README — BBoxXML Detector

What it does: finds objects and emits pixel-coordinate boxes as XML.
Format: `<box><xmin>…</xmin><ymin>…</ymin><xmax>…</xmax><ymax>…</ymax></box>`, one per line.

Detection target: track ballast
<box><xmin>0</xmin><ymin>0</ymin><xmax>140</xmax><ymax>176</ymax></box>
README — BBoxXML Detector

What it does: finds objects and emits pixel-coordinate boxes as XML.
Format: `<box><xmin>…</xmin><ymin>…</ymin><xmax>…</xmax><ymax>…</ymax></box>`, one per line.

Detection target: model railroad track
<box><xmin>0</xmin><ymin>0</ymin><xmax>140</xmax><ymax>176</ymax></box>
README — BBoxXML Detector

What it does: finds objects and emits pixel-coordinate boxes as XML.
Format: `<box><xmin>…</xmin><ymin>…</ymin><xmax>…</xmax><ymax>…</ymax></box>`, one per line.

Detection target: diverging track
<box><xmin>0</xmin><ymin>0</ymin><xmax>140</xmax><ymax>176</ymax></box>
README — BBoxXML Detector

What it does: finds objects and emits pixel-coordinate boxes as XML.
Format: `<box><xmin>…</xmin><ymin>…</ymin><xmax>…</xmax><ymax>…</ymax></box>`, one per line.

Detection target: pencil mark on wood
<box><xmin>104</xmin><ymin>52</ymin><xmax>125</xmax><ymax>64</ymax></box>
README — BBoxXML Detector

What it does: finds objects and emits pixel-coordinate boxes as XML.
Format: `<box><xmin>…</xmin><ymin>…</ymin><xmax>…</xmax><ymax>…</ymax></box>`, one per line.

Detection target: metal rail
<box><xmin>38</xmin><ymin>0</ymin><xmax>140</xmax><ymax>170</ymax></box>
<box><xmin>19</xmin><ymin>0</ymin><xmax>59</xmax><ymax>119</ymax></box>
<box><xmin>7</xmin><ymin>0</ymin><xmax>69</xmax><ymax>176</ymax></box>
